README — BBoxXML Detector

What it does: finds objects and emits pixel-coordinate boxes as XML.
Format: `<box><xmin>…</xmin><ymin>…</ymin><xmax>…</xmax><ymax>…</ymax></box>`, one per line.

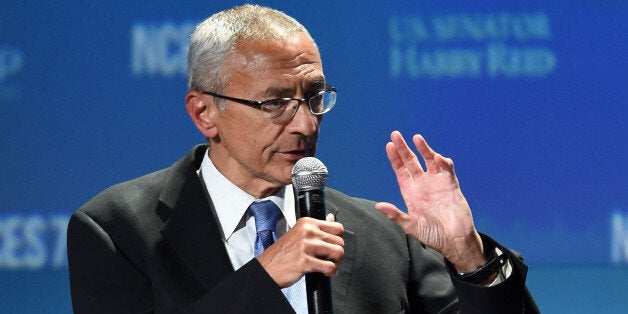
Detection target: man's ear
<box><xmin>185</xmin><ymin>91</ymin><xmax>219</xmax><ymax>138</ymax></box>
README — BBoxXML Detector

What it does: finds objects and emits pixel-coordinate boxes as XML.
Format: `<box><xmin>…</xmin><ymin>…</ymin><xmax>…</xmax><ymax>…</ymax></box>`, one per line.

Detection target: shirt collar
<box><xmin>199</xmin><ymin>150</ymin><xmax>297</xmax><ymax>241</ymax></box>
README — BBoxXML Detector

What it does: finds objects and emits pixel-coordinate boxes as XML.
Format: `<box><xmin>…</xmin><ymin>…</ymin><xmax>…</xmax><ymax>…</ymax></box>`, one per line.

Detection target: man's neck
<box><xmin>208</xmin><ymin>151</ymin><xmax>286</xmax><ymax>199</ymax></box>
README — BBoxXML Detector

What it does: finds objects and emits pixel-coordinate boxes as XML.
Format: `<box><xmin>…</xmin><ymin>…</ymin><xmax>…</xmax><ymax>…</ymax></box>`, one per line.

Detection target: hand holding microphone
<box><xmin>292</xmin><ymin>157</ymin><xmax>335</xmax><ymax>314</ymax></box>
<box><xmin>255</xmin><ymin>157</ymin><xmax>342</xmax><ymax>314</ymax></box>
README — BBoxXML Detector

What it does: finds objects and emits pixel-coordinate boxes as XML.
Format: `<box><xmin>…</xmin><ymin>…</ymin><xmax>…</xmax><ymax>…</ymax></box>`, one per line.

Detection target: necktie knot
<box><xmin>249</xmin><ymin>200</ymin><xmax>281</xmax><ymax>256</ymax></box>
<box><xmin>249</xmin><ymin>200</ymin><xmax>281</xmax><ymax>231</ymax></box>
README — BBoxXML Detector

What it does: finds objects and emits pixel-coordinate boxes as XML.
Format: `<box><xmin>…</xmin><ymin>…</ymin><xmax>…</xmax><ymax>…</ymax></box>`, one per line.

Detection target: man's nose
<box><xmin>288</xmin><ymin>102</ymin><xmax>319</xmax><ymax>134</ymax></box>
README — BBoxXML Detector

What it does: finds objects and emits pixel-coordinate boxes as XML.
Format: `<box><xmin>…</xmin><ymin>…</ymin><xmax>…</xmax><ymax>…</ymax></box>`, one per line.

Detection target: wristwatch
<box><xmin>456</xmin><ymin>247</ymin><xmax>507</xmax><ymax>284</ymax></box>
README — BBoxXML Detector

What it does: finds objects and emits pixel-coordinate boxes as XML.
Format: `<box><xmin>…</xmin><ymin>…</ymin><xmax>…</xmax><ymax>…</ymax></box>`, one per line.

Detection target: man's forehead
<box><xmin>225</xmin><ymin>36</ymin><xmax>324</xmax><ymax>91</ymax></box>
<box><xmin>231</xmin><ymin>34</ymin><xmax>320</xmax><ymax>64</ymax></box>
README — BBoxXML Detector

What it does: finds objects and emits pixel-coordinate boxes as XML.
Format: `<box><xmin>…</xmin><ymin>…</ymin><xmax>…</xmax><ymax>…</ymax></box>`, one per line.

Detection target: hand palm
<box><xmin>375</xmin><ymin>132</ymin><xmax>477</xmax><ymax>262</ymax></box>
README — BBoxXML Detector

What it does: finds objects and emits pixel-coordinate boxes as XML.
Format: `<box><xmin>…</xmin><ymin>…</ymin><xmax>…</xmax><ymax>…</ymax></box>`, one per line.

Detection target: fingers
<box><xmin>258</xmin><ymin>217</ymin><xmax>345</xmax><ymax>287</ymax></box>
<box><xmin>387</xmin><ymin>131</ymin><xmax>454</xmax><ymax>175</ymax></box>
<box><xmin>389</xmin><ymin>131</ymin><xmax>424</xmax><ymax>177</ymax></box>
<box><xmin>294</xmin><ymin>218</ymin><xmax>345</xmax><ymax>276</ymax></box>
<box><xmin>305</xmin><ymin>239</ymin><xmax>345</xmax><ymax>277</ymax></box>
<box><xmin>385</xmin><ymin>142</ymin><xmax>411</xmax><ymax>186</ymax></box>
<box><xmin>326</xmin><ymin>213</ymin><xmax>335</xmax><ymax>222</ymax></box>
<box><xmin>374</xmin><ymin>202</ymin><xmax>417</xmax><ymax>237</ymax></box>
<box><xmin>435</xmin><ymin>154</ymin><xmax>456</xmax><ymax>177</ymax></box>
<box><xmin>413</xmin><ymin>134</ymin><xmax>456</xmax><ymax>174</ymax></box>
<box><xmin>374</xmin><ymin>202</ymin><xmax>403</xmax><ymax>221</ymax></box>
<box><xmin>314</xmin><ymin>217</ymin><xmax>344</xmax><ymax>238</ymax></box>
<box><xmin>412</xmin><ymin>134</ymin><xmax>437</xmax><ymax>173</ymax></box>
<box><xmin>412</xmin><ymin>134</ymin><xmax>433</xmax><ymax>159</ymax></box>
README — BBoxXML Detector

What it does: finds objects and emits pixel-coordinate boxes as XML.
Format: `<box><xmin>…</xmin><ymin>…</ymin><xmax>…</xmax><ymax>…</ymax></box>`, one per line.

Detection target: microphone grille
<box><xmin>291</xmin><ymin>157</ymin><xmax>328</xmax><ymax>191</ymax></box>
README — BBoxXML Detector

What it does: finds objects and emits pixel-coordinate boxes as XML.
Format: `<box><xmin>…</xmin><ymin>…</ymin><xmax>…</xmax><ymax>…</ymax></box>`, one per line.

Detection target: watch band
<box><xmin>457</xmin><ymin>249</ymin><xmax>507</xmax><ymax>284</ymax></box>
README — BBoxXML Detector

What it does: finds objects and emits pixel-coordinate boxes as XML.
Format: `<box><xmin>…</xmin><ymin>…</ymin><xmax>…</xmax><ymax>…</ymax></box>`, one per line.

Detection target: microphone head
<box><xmin>291</xmin><ymin>157</ymin><xmax>328</xmax><ymax>191</ymax></box>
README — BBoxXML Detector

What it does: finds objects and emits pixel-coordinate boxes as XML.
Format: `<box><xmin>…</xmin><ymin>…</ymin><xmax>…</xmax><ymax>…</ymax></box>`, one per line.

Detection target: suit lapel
<box><xmin>327</xmin><ymin>205</ymin><xmax>357</xmax><ymax>313</ymax></box>
<box><xmin>160</xmin><ymin>145</ymin><xmax>234</xmax><ymax>289</ymax></box>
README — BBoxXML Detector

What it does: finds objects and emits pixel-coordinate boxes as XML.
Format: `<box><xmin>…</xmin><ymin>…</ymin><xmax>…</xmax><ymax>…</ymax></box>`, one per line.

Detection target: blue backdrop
<box><xmin>1</xmin><ymin>1</ymin><xmax>626</xmax><ymax>312</ymax></box>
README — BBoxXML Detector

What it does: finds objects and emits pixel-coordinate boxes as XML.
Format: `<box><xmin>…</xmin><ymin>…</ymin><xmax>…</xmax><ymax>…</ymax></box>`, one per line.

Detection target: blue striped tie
<box><xmin>249</xmin><ymin>200</ymin><xmax>281</xmax><ymax>256</ymax></box>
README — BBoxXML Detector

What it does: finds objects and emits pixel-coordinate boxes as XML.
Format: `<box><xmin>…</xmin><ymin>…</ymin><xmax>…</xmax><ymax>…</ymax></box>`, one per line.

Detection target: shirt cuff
<box><xmin>486</xmin><ymin>247</ymin><xmax>512</xmax><ymax>286</ymax></box>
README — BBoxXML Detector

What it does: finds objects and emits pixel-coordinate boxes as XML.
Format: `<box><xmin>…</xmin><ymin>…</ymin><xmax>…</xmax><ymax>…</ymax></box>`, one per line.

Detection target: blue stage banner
<box><xmin>1</xmin><ymin>1</ymin><xmax>626</xmax><ymax>312</ymax></box>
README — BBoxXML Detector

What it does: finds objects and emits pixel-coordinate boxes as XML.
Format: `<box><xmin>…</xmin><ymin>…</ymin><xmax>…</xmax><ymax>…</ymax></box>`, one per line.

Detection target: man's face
<box><xmin>207</xmin><ymin>33</ymin><xmax>324</xmax><ymax>197</ymax></box>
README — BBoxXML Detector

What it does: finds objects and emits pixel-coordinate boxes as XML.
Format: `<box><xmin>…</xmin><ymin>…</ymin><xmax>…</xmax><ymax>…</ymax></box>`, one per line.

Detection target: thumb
<box><xmin>375</xmin><ymin>202</ymin><xmax>416</xmax><ymax>236</ymax></box>
<box><xmin>375</xmin><ymin>202</ymin><xmax>405</xmax><ymax>223</ymax></box>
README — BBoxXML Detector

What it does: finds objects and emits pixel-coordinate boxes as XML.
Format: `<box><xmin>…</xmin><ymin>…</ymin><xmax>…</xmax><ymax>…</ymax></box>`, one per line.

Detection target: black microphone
<box><xmin>292</xmin><ymin>157</ymin><xmax>333</xmax><ymax>314</ymax></box>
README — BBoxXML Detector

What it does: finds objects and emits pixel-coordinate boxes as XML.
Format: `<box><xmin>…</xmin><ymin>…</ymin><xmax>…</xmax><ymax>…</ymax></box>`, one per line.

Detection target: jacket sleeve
<box><xmin>67</xmin><ymin>211</ymin><xmax>154</xmax><ymax>314</ymax></box>
<box><xmin>67</xmin><ymin>210</ymin><xmax>295</xmax><ymax>314</ymax></box>
<box><xmin>445</xmin><ymin>234</ymin><xmax>540</xmax><ymax>314</ymax></box>
<box><xmin>175</xmin><ymin>260</ymin><xmax>294</xmax><ymax>314</ymax></box>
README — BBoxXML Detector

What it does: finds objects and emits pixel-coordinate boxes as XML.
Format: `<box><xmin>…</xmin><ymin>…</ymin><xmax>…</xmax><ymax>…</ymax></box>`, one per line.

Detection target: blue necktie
<box><xmin>249</xmin><ymin>200</ymin><xmax>308</xmax><ymax>313</ymax></box>
<box><xmin>249</xmin><ymin>200</ymin><xmax>281</xmax><ymax>256</ymax></box>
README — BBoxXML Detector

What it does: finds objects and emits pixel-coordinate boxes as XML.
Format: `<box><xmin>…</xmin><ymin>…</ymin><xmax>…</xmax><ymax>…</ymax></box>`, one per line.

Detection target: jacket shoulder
<box><xmin>74</xmin><ymin>144</ymin><xmax>207</xmax><ymax>224</ymax></box>
<box><xmin>77</xmin><ymin>168</ymin><xmax>169</xmax><ymax>221</ymax></box>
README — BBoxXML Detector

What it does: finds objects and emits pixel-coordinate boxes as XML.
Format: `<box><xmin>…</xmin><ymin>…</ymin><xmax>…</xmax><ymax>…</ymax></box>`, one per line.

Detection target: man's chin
<box><xmin>268</xmin><ymin>159</ymin><xmax>306</xmax><ymax>186</ymax></box>
<box><xmin>278</xmin><ymin>172</ymin><xmax>293</xmax><ymax>186</ymax></box>
<box><xmin>278</xmin><ymin>165</ymin><xmax>296</xmax><ymax>185</ymax></box>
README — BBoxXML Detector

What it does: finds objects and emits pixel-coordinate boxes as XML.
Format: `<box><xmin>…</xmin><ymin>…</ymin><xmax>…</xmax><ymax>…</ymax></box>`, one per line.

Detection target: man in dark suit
<box><xmin>68</xmin><ymin>4</ymin><xmax>538</xmax><ymax>313</ymax></box>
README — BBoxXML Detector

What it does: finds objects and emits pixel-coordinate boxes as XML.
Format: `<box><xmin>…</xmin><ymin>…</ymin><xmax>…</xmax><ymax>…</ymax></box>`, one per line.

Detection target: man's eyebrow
<box><xmin>260</xmin><ymin>77</ymin><xmax>326</xmax><ymax>98</ymax></box>
<box><xmin>261</xmin><ymin>87</ymin><xmax>293</xmax><ymax>98</ymax></box>
<box><xmin>303</xmin><ymin>77</ymin><xmax>326</xmax><ymax>96</ymax></box>
<box><xmin>307</xmin><ymin>77</ymin><xmax>326</xmax><ymax>90</ymax></box>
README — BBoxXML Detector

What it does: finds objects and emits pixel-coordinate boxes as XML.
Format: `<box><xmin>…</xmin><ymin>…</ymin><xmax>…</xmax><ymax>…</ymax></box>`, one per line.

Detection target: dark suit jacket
<box><xmin>67</xmin><ymin>145</ymin><xmax>538</xmax><ymax>313</ymax></box>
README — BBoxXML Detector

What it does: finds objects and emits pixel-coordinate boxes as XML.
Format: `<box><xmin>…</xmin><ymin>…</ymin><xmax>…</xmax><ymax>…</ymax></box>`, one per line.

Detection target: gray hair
<box><xmin>187</xmin><ymin>4</ymin><xmax>316</xmax><ymax>108</ymax></box>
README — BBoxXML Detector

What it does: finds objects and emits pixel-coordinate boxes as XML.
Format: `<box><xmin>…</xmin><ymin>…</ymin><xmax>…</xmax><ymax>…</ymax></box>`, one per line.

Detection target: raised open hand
<box><xmin>375</xmin><ymin>131</ymin><xmax>486</xmax><ymax>272</ymax></box>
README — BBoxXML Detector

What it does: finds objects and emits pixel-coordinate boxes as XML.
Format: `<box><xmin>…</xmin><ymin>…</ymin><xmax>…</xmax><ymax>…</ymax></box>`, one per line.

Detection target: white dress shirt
<box><xmin>199</xmin><ymin>152</ymin><xmax>308</xmax><ymax>313</ymax></box>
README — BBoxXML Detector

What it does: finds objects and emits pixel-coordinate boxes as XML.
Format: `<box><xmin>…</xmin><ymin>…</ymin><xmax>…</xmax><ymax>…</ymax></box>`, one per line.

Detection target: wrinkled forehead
<box><xmin>225</xmin><ymin>34</ymin><xmax>324</xmax><ymax>88</ymax></box>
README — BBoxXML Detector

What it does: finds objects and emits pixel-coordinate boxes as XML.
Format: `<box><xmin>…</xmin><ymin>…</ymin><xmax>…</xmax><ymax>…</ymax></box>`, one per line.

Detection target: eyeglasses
<box><xmin>202</xmin><ymin>85</ymin><xmax>337</xmax><ymax>124</ymax></box>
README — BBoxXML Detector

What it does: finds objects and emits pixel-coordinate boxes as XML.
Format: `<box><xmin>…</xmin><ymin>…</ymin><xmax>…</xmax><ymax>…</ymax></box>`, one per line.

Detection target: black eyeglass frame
<box><xmin>201</xmin><ymin>85</ymin><xmax>337</xmax><ymax>117</ymax></box>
